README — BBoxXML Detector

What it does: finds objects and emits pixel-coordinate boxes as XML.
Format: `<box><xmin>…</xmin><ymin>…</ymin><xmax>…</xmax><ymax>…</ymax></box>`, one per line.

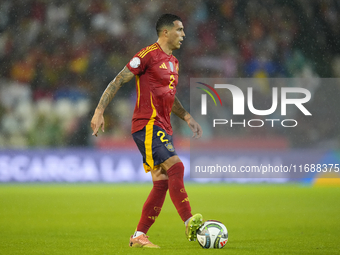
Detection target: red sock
<box><xmin>136</xmin><ymin>180</ymin><xmax>168</xmax><ymax>234</ymax></box>
<box><xmin>167</xmin><ymin>162</ymin><xmax>192</xmax><ymax>222</ymax></box>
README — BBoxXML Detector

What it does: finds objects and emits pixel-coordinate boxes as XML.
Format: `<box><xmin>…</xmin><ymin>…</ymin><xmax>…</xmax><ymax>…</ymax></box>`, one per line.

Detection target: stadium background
<box><xmin>1</xmin><ymin>1</ymin><xmax>340</xmax><ymax>254</ymax></box>
<box><xmin>0</xmin><ymin>0</ymin><xmax>340</xmax><ymax>182</ymax></box>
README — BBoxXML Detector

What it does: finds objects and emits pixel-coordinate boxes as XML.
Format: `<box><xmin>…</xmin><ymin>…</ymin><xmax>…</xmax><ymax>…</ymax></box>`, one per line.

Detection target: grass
<box><xmin>0</xmin><ymin>183</ymin><xmax>339</xmax><ymax>255</ymax></box>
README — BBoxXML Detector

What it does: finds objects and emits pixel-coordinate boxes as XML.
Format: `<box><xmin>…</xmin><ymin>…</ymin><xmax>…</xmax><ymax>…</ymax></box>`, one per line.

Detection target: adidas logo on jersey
<box><xmin>159</xmin><ymin>63</ymin><xmax>167</xmax><ymax>69</ymax></box>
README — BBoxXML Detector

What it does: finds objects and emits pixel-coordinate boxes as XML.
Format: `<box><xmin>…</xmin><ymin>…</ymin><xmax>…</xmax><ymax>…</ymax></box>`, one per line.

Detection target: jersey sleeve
<box><xmin>126</xmin><ymin>50</ymin><xmax>150</xmax><ymax>75</ymax></box>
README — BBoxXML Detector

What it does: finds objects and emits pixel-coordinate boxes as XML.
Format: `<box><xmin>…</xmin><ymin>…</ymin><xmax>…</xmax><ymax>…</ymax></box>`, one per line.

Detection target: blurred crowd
<box><xmin>0</xmin><ymin>0</ymin><xmax>340</xmax><ymax>148</ymax></box>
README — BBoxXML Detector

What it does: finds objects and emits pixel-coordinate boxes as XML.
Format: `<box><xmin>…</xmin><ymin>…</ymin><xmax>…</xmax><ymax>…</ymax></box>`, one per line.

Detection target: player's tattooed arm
<box><xmin>91</xmin><ymin>66</ymin><xmax>134</xmax><ymax>136</ymax></box>
<box><xmin>96</xmin><ymin>66</ymin><xmax>134</xmax><ymax>112</ymax></box>
<box><xmin>172</xmin><ymin>96</ymin><xmax>203</xmax><ymax>138</ymax></box>
<box><xmin>172</xmin><ymin>96</ymin><xmax>189</xmax><ymax>121</ymax></box>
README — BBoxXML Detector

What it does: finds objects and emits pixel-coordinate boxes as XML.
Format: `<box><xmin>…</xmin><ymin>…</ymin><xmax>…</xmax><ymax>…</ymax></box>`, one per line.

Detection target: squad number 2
<box><xmin>157</xmin><ymin>131</ymin><xmax>168</xmax><ymax>143</ymax></box>
<box><xmin>169</xmin><ymin>75</ymin><xmax>175</xmax><ymax>89</ymax></box>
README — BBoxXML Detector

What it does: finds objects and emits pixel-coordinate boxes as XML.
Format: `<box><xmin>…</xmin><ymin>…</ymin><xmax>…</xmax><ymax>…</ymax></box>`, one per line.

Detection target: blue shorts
<box><xmin>132</xmin><ymin>125</ymin><xmax>177</xmax><ymax>172</ymax></box>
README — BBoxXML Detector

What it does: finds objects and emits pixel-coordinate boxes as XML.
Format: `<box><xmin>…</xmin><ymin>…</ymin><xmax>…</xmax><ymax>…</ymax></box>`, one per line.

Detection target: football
<box><xmin>196</xmin><ymin>220</ymin><xmax>228</xmax><ymax>249</ymax></box>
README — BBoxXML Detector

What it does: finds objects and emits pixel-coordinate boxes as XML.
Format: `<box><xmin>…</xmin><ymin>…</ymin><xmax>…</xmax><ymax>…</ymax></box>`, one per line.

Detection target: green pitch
<box><xmin>0</xmin><ymin>183</ymin><xmax>339</xmax><ymax>255</ymax></box>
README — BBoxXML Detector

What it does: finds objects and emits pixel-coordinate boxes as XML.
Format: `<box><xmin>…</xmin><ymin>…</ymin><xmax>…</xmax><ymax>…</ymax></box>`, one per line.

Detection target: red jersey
<box><xmin>126</xmin><ymin>42</ymin><xmax>179</xmax><ymax>135</ymax></box>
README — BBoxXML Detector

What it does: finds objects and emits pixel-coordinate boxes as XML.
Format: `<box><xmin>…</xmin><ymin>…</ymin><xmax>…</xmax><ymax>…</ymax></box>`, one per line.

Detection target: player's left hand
<box><xmin>187</xmin><ymin>117</ymin><xmax>203</xmax><ymax>139</ymax></box>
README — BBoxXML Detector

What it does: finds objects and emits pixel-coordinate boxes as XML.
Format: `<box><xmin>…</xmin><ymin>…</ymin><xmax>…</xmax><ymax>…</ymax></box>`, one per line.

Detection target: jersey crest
<box><xmin>169</xmin><ymin>62</ymin><xmax>174</xmax><ymax>72</ymax></box>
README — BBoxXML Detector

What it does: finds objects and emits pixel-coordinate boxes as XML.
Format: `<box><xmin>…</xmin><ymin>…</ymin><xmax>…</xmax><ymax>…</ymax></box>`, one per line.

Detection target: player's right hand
<box><xmin>187</xmin><ymin>117</ymin><xmax>203</xmax><ymax>139</ymax></box>
<box><xmin>91</xmin><ymin>109</ymin><xmax>105</xmax><ymax>137</ymax></box>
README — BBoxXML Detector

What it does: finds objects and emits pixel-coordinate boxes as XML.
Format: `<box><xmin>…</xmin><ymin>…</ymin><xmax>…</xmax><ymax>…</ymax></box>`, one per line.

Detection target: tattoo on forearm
<box><xmin>172</xmin><ymin>96</ymin><xmax>189</xmax><ymax>120</ymax></box>
<box><xmin>97</xmin><ymin>67</ymin><xmax>134</xmax><ymax>111</ymax></box>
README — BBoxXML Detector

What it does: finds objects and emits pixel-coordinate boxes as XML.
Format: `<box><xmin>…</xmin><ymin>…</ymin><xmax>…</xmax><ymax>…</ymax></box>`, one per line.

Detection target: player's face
<box><xmin>168</xmin><ymin>20</ymin><xmax>185</xmax><ymax>50</ymax></box>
